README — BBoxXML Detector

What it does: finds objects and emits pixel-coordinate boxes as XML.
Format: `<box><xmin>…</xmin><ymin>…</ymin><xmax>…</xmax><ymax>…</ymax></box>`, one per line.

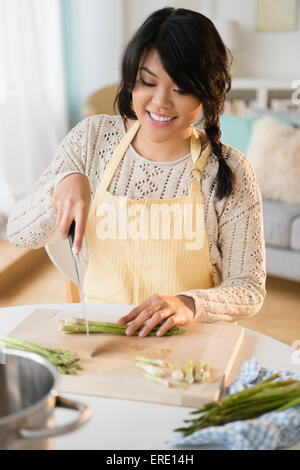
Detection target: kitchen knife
<box><xmin>68</xmin><ymin>220</ymin><xmax>92</xmax><ymax>357</ymax></box>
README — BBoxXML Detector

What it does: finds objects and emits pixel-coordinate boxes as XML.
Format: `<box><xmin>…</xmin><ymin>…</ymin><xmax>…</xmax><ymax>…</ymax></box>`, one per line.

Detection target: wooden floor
<box><xmin>0</xmin><ymin>254</ymin><xmax>299</xmax><ymax>347</ymax></box>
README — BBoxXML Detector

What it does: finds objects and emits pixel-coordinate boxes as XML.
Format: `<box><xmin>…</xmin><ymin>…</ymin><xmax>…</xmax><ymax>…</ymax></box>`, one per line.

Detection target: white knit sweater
<box><xmin>7</xmin><ymin>114</ymin><xmax>266</xmax><ymax>322</ymax></box>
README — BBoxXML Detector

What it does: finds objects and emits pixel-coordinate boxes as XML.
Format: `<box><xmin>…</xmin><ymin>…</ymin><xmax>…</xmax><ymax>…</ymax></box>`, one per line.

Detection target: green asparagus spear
<box><xmin>174</xmin><ymin>374</ymin><xmax>300</xmax><ymax>436</ymax></box>
<box><xmin>60</xmin><ymin>319</ymin><xmax>185</xmax><ymax>336</ymax></box>
<box><xmin>0</xmin><ymin>334</ymin><xmax>81</xmax><ymax>375</ymax></box>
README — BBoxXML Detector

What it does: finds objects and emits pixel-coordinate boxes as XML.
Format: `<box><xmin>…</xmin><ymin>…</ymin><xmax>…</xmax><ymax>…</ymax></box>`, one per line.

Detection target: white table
<box><xmin>1</xmin><ymin>303</ymin><xmax>300</xmax><ymax>450</ymax></box>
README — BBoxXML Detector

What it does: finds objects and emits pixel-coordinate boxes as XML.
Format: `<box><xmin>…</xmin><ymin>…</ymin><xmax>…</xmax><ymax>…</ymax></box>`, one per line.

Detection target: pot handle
<box><xmin>18</xmin><ymin>394</ymin><xmax>91</xmax><ymax>440</ymax></box>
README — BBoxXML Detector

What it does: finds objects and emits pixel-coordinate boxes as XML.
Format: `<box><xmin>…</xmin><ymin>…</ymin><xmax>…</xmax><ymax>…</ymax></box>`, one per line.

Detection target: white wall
<box><xmin>123</xmin><ymin>0</ymin><xmax>175</xmax><ymax>44</ymax></box>
<box><xmin>123</xmin><ymin>0</ymin><xmax>300</xmax><ymax>80</ymax></box>
<box><xmin>64</xmin><ymin>0</ymin><xmax>124</xmax><ymax>125</ymax></box>
<box><xmin>75</xmin><ymin>0</ymin><xmax>124</xmax><ymax>93</ymax></box>
<box><xmin>215</xmin><ymin>0</ymin><xmax>300</xmax><ymax>79</ymax></box>
<box><xmin>124</xmin><ymin>0</ymin><xmax>204</xmax><ymax>43</ymax></box>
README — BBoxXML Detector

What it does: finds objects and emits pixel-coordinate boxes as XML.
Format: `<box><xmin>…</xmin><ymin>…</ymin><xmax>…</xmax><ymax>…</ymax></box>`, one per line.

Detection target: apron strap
<box><xmin>95</xmin><ymin>120</ymin><xmax>211</xmax><ymax>202</ymax></box>
<box><xmin>96</xmin><ymin>120</ymin><xmax>140</xmax><ymax>199</ymax></box>
<box><xmin>190</xmin><ymin>127</ymin><xmax>212</xmax><ymax>180</ymax></box>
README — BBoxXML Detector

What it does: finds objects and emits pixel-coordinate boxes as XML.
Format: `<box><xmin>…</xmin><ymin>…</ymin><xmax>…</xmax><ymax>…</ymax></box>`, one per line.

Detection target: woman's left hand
<box><xmin>117</xmin><ymin>294</ymin><xmax>196</xmax><ymax>337</ymax></box>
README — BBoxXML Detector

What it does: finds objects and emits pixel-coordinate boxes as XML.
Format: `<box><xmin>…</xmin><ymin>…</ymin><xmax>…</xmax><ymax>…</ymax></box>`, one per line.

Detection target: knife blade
<box><xmin>68</xmin><ymin>220</ymin><xmax>92</xmax><ymax>357</ymax></box>
<box><xmin>216</xmin><ymin>374</ymin><xmax>226</xmax><ymax>401</ymax></box>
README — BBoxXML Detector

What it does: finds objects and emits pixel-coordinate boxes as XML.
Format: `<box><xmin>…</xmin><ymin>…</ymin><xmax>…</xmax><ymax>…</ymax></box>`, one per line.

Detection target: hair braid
<box><xmin>205</xmin><ymin>118</ymin><xmax>235</xmax><ymax>200</ymax></box>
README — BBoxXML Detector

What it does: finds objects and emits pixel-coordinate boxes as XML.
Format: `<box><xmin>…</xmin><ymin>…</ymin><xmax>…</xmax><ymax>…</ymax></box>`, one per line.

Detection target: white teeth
<box><xmin>149</xmin><ymin>112</ymin><xmax>174</xmax><ymax>122</ymax></box>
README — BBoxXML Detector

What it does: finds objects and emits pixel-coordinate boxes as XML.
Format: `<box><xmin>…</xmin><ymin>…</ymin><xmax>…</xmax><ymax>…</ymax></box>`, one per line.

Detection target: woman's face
<box><xmin>132</xmin><ymin>48</ymin><xmax>203</xmax><ymax>143</ymax></box>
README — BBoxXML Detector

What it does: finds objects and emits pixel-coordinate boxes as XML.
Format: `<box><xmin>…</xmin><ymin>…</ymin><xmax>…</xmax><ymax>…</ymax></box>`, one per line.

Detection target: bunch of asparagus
<box><xmin>135</xmin><ymin>356</ymin><xmax>210</xmax><ymax>388</ymax></box>
<box><xmin>59</xmin><ymin>318</ymin><xmax>185</xmax><ymax>336</ymax></box>
<box><xmin>0</xmin><ymin>334</ymin><xmax>81</xmax><ymax>375</ymax></box>
<box><xmin>175</xmin><ymin>373</ymin><xmax>300</xmax><ymax>436</ymax></box>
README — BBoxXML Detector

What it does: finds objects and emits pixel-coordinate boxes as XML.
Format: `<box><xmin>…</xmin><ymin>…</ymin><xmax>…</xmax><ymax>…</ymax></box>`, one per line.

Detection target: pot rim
<box><xmin>0</xmin><ymin>348</ymin><xmax>59</xmax><ymax>427</ymax></box>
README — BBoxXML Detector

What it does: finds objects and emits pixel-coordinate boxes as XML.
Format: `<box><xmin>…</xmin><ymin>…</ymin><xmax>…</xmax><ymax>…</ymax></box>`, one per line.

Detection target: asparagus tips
<box><xmin>0</xmin><ymin>334</ymin><xmax>81</xmax><ymax>375</ymax></box>
<box><xmin>174</xmin><ymin>374</ymin><xmax>300</xmax><ymax>436</ymax></box>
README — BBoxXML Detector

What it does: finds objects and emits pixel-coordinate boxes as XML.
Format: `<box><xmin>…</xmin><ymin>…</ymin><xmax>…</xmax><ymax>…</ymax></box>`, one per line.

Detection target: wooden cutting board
<box><xmin>10</xmin><ymin>309</ymin><xmax>244</xmax><ymax>408</ymax></box>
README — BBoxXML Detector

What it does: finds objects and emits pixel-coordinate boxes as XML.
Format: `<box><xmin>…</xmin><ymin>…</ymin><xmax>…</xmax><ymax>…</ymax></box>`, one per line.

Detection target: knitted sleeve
<box><xmin>176</xmin><ymin>151</ymin><xmax>267</xmax><ymax>322</ymax></box>
<box><xmin>6</xmin><ymin>117</ymin><xmax>93</xmax><ymax>249</ymax></box>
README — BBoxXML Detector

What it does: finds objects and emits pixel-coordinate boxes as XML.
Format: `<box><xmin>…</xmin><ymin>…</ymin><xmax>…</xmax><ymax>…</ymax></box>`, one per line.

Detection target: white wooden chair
<box><xmin>82</xmin><ymin>83</ymin><xmax>120</xmax><ymax>117</ymax></box>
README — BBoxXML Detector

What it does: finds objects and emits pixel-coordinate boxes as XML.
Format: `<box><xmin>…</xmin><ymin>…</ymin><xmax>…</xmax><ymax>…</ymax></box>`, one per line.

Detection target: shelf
<box><xmin>228</xmin><ymin>77</ymin><xmax>297</xmax><ymax>110</ymax></box>
<box><xmin>232</xmin><ymin>77</ymin><xmax>295</xmax><ymax>89</ymax></box>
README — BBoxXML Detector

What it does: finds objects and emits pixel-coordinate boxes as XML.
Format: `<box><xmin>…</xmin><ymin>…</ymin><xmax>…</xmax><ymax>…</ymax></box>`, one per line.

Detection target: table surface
<box><xmin>1</xmin><ymin>303</ymin><xmax>299</xmax><ymax>450</ymax></box>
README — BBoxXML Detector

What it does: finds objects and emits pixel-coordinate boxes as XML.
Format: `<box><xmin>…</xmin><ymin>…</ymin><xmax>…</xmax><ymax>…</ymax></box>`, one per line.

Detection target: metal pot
<box><xmin>0</xmin><ymin>348</ymin><xmax>91</xmax><ymax>450</ymax></box>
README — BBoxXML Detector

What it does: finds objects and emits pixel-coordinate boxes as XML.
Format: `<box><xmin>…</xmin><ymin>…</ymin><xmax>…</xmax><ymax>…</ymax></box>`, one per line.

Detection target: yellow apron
<box><xmin>83</xmin><ymin>120</ymin><xmax>214</xmax><ymax>304</ymax></box>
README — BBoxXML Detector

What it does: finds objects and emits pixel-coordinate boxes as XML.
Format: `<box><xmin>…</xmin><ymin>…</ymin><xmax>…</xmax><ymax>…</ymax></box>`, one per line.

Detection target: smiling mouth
<box><xmin>146</xmin><ymin>111</ymin><xmax>177</xmax><ymax>122</ymax></box>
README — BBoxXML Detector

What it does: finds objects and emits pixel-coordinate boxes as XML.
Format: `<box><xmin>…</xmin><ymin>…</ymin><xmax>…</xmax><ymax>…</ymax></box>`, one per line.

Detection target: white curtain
<box><xmin>0</xmin><ymin>0</ymin><xmax>69</xmax><ymax>237</ymax></box>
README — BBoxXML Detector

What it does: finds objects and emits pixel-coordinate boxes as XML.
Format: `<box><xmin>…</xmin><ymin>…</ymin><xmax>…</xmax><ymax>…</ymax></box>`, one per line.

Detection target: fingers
<box><xmin>51</xmin><ymin>174</ymin><xmax>91</xmax><ymax>253</ymax></box>
<box><xmin>117</xmin><ymin>294</ymin><xmax>161</xmax><ymax>325</ymax></box>
<box><xmin>138</xmin><ymin>308</ymin><xmax>173</xmax><ymax>337</ymax></box>
<box><xmin>54</xmin><ymin>200</ymin><xmax>63</xmax><ymax>228</ymax></box>
<box><xmin>118</xmin><ymin>294</ymin><xmax>192</xmax><ymax>338</ymax></box>
<box><xmin>117</xmin><ymin>302</ymin><xmax>149</xmax><ymax>325</ymax></box>
<box><xmin>155</xmin><ymin>315</ymin><xmax>177</xmax><ymax>337</ymax></box>
<box><xmin>52</xmin><ymin>200</ymin><xmax>88</xmax><ymax>253</ymax></box>
<box><xmin>73</xmin><ymin>210</ymin><xmax>87</xmax><ymax>254</ymax></box>
<box><xmin>125</xmin><ymin>304</ymin><xmax>163</xmax><ymax>336</ymax></box>
<box><xmin>59</xmin><ymin>201</ymin><xmax>73</xmax><ymax>239</ymax></box>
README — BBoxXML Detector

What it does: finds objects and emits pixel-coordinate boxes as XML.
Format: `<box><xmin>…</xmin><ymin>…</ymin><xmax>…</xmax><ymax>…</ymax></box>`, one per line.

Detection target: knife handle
<box><xmin>68</xmin><ymin>220</ymin><xmax>76</xmax><ymax>250</ymax></box>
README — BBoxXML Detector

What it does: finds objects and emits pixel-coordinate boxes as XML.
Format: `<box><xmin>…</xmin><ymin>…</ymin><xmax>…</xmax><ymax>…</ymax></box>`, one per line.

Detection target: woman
<box><xmin>7</xmin><ymin>8</ymin><xmax>266</xmax><ymax>337</ymax></box>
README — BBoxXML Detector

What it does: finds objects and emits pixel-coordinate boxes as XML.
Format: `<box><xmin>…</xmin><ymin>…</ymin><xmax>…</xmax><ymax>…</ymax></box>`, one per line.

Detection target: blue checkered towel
<box><xmin>165</xmin><ymin>358</ymin><xmax>300</xmax><ymax>450</ymax></box>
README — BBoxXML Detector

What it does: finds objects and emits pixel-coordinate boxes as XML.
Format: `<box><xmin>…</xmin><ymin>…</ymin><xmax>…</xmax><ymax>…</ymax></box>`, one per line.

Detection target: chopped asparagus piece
<box><xmin>144</xmin><ymin>373</ymin><xmax>170</xmax><ymax>387</ymax></box>
<box><xmin>135</xmin><ymin>362</ymin><xmax>167</xmax><ymax>377</ymax></box>
<box><xmin>194</xmin><ymin>361</ymin><xmax>205</xmax><ymax>382</ymax></box>
<box><xmin>194</xmin><ymin>361</ymin><xmax>203</xmax><ymax>381</ymax></box>
<box><xmin>202</xmin><ymin>363</ymin><xmax>210</xmax><ymax>382</ymax></box>
<box><xmin>185</xmin><ymin>360</ymin><xmax>194</xmax><ymax>384</ymax></box>
<box><xmin>194</xmin><ymin>362</ymin><xmax>210</xmax><ymax>382</ymax></box>
<box><xmin>134</xmin><ymin>356</ymin><xmax>210</xmax><ymax>388</ymax></box>
<box><xmin>135</xmin><ymin>356</ymin><xmax>171</xmax><ymax>368</ymax></box>
<box><xmin>170</xmin><ymin>363</ymin><xmax>185</xmax><ymax>381</ymax></box>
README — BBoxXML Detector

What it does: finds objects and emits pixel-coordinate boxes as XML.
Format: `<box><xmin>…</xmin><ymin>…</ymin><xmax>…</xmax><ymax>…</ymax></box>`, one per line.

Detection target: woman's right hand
<box><xmin>51</xmin><ymin>173</ymin><xmax>91</xmax><ymax>254</ymax></box>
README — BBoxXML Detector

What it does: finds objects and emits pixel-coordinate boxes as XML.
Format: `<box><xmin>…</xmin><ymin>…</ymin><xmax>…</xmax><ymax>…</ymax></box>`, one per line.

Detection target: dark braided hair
<box><xmin>115</xmin><ymin>7</ymin><xmax>235</xmax><ymax>200</ymax></box>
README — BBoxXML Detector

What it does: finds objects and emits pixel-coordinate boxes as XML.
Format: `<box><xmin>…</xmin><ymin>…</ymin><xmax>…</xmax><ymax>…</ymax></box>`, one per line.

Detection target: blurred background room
<box><xmin>0</xmin><ymin>0</ymin><xmax>299</xmax><ymax>345</ymax></box>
